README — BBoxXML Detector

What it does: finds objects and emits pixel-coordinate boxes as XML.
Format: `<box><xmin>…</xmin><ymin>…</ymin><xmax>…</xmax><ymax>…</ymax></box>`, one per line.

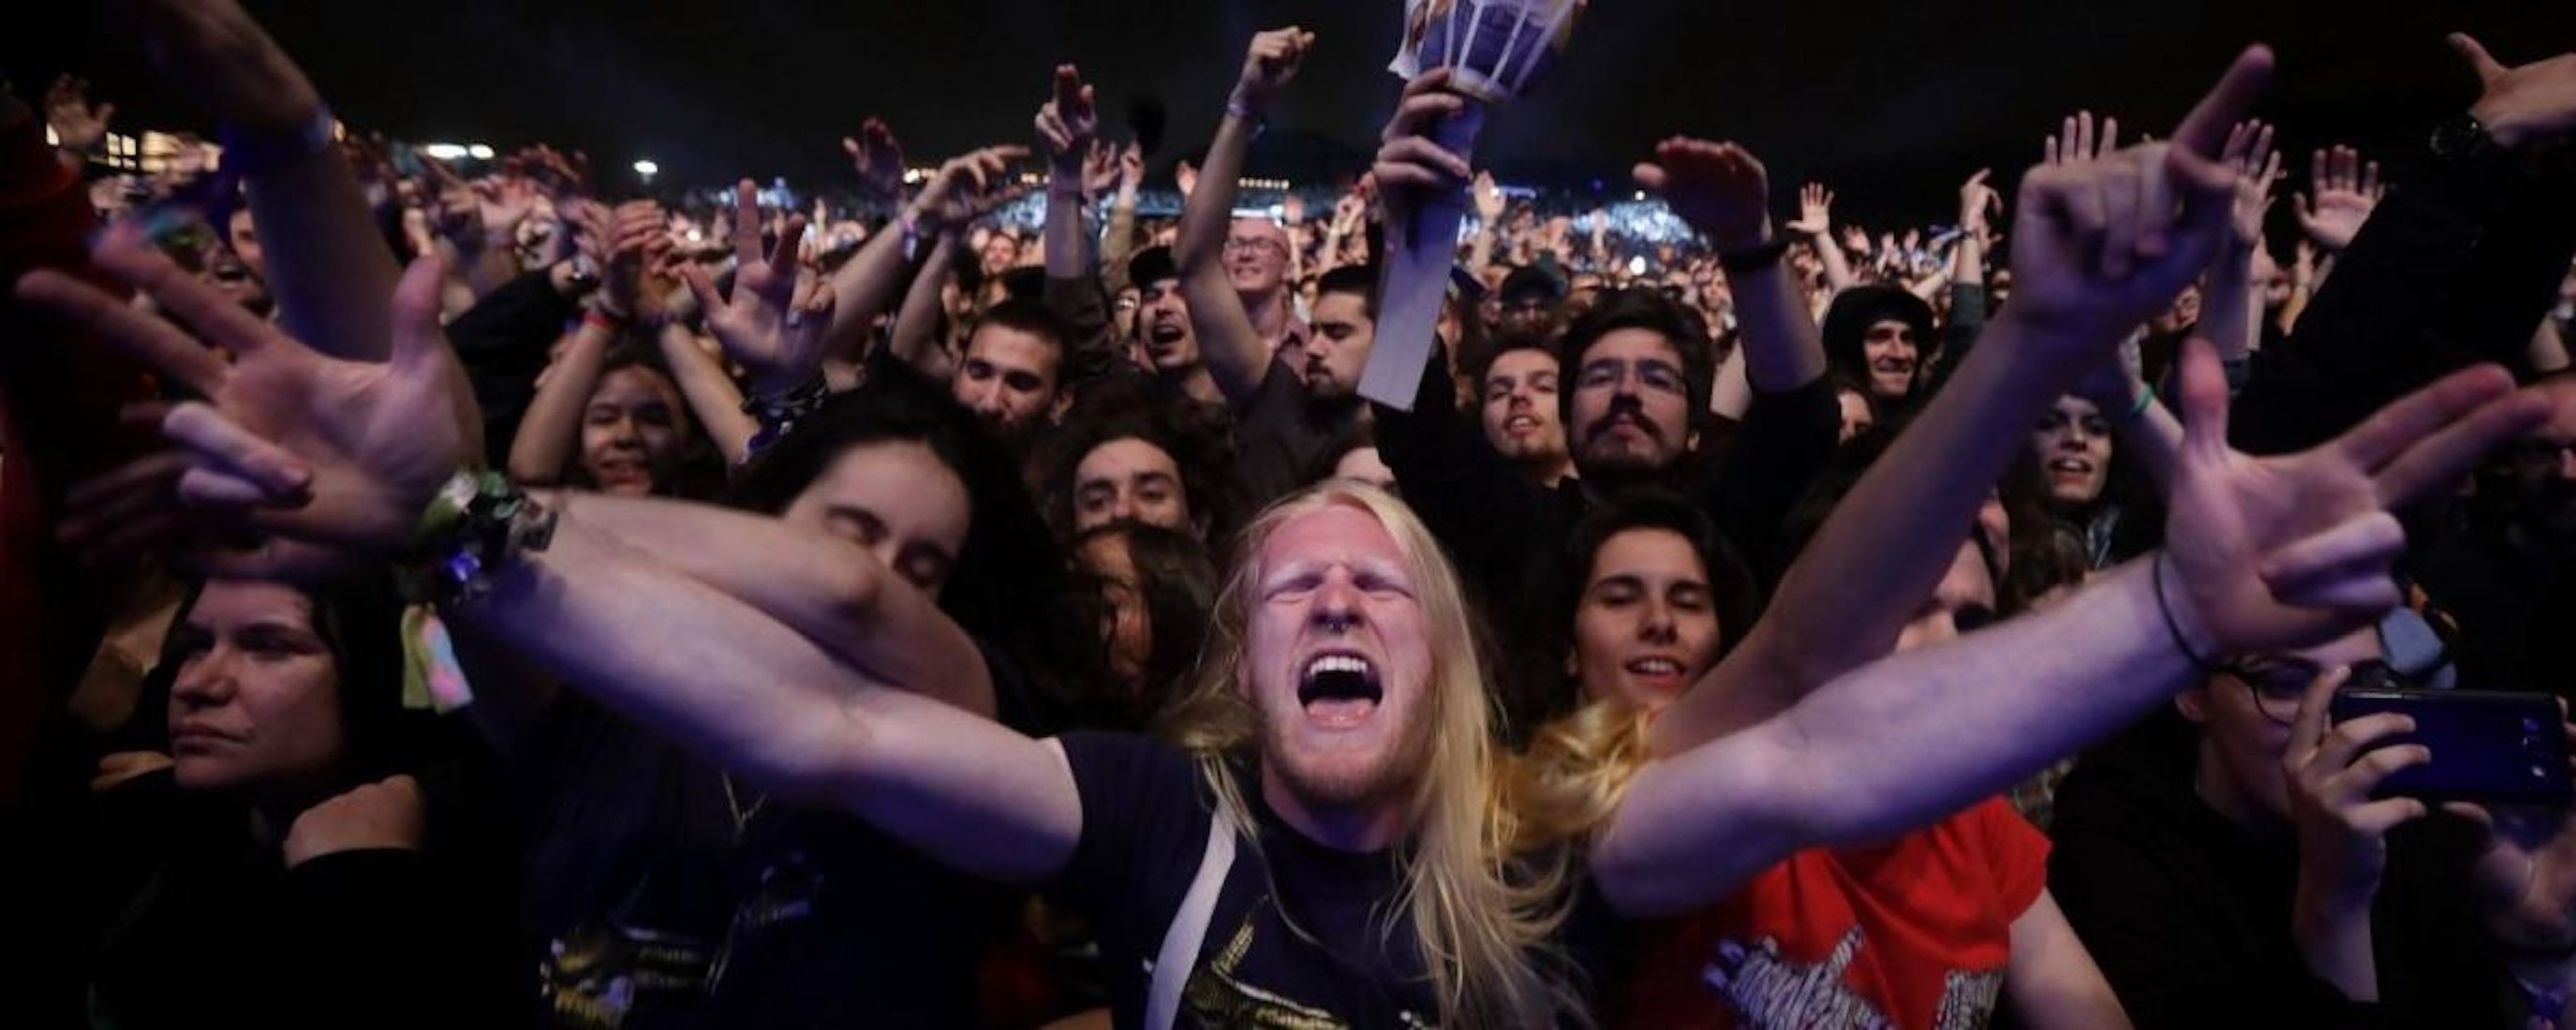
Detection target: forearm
<box><xmin>889</xmin><ymin>234</ymin><xmax>959</xmax><ymax>383</ymax></box>
<box><xmin>1731</xmin><ymin>258</ymin><xmax>1830</xmax><ymax>392</ymax></box>
<box><xmin>2202</xmin><ymin>242</ymin><xmax>2262</xmax><ymax>368</ymax></box>
<box><xmin>542</xmin><ymin>490</ymin><xmax>996</xmax><ymax>717</ymax></box>
<box><xmin>505</xmin><ymin>325</ymin><xmax>610</xmax><ymax>484</ymax></box>
<box><xmin>653</xmin><ymin>325</ymin><xmax>754</xmax><ymax>465</ymax></box>
<box><xmin>1814</xmin><ymin>234</ymin><xmax>1858</xmax><ymax>295</ymax></box>
<box><xmin>1610</xmin><ymin>559</ymin><xmax>2195</xmax><ymax>916</ymax></box>
<box><xmin>245</xmin><ymin>150</ymin><xmax>400</xmax><ymax>361</ymax></box>
<box><xmin>2290</xmin><ymin>898</ymin><xmax>2381</xmax><ymax>1003</ymax></box>
<box><xmin>1655</xmin><ymin>310</ymin><xmax>2089</xmax><ymax>751</ymax></box>
<box><xmin>1174</xmin><ymin>112</ymin><xmax>1270</xmax><ymax>404</ymax></box>
<box><xmin>1102</xmin><ymin>199</ymin><xmax>1137</xmax><ymax>297</ymax></box>
<box><xmin>1044</xmin><ymin>178</ymin><xmax>1092</xmax><ymax>280</ymax></box>
<box><xmin>825</xmin><ymin>213</ymin><xmax>926</xmax><ymax>360</ymax></box>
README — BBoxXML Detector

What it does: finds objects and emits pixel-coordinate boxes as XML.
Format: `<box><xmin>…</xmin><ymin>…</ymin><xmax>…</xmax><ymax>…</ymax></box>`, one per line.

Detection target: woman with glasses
<box><xmin>2047</xmin><ymin>609</ymin><xmax>2576</xmax><ymax>1025</ymax></box>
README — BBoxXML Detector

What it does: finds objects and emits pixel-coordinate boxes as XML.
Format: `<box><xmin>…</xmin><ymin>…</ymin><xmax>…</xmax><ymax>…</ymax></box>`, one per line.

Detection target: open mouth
<box><xmin>1504</xmin><ymin>414</ymin><xmax>1541</xmax><ymax>434</ymax></box>
<box><xmin>1147</xmin><ymin>321</ymin><xmax>1187</xmax><ymax>348</ymax></box>
<box><xmin>1297</xmin><ymin>652</ymin><xmax>1383</xmax><ymax>728</ymax></box>
<box><xmin>1621</xmin><ymin>655</ymin><xmax>1689</xmax><ymax>689</ymax></box>
<box><xmin>2047</xmin><ymin>457</ymin><xmax>2095</xmax><ymax>478</ymax></box>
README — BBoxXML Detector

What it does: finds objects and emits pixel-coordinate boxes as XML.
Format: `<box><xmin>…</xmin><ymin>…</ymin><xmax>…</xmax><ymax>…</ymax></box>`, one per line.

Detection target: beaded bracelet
<box><xmin>398</xmin><ymin>469</ymin><xmax>557</xmax><ymax>606</ymax></box>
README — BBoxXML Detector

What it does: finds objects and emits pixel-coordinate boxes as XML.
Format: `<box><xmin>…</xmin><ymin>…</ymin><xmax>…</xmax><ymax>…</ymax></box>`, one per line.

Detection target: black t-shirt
<box><xmin>1052</xmin><ymin>731</ymin><xmax>1441</xmax><ymax>1028</ymax></box>
<box><xmin>1235</xmin><ymin>356</ymin><xmax>1365</xmax><ymax>511</ymax></box>
<box><xmin>517</xmin><ymin>698</ymin><xmax>1011</xmax><ymax>1029</ymax></box>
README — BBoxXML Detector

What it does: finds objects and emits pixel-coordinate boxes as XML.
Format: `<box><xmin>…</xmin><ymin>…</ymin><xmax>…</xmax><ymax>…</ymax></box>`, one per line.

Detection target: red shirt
<box><xmin>1615</xmin><ymin>798</ymin><xmax>2049</xmax><ymax>1030</ymax></box>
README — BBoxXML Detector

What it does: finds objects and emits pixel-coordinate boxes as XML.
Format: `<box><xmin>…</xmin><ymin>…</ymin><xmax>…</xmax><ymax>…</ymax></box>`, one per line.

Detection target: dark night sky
<box><xmin>10</xmin><ymin>1</ymin><xmax>2572</xmax><ymax>226</ymax></box>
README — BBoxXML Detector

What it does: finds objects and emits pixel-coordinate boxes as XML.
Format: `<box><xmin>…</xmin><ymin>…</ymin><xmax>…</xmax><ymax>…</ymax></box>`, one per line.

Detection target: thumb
<box><xmin>679</xmin><ymin>263</ymin><xmax>722</xmax><ymax>316</ymax></box>
<box><xmin>2449</xmin><ymin>32</ymin><xmax>2507</xmax><ymax>83</ymax></box>
<box><xmin>389</xmin><ymin>252</ymin><xmax>451</xmax><ymax>373</ymax></box>
<box><xmin>2176</xmin><ymin>334</ymin><xmax>2232</xmax><ymax>460</ymax></box>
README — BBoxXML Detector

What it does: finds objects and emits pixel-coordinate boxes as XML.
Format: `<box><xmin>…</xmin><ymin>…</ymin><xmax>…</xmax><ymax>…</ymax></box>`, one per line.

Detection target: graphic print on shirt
<box><xmin>1177</xmin><ymin>906</ymin><xmax>1433</xmax><ymax>1029</ymax></box>
<box><xmin>1704</xmin><ymin>926</ymin><xmax>2006</xmax><ymax>1030</ymax></box>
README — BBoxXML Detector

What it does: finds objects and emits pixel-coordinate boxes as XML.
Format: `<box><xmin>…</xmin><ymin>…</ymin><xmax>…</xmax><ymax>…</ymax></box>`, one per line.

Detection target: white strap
<box><xmin>1147</xmin><ymin>804</ymin><xmax>1237</xmax><ymax>1030</ymax></box>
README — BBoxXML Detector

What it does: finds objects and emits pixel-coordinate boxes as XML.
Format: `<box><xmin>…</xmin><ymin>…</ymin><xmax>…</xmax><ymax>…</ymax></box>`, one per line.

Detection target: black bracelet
<box><xmin>1716</xmin><ymin>237</ymin><xmax>1792</xmax><ymax>275</ymax></box>
<box><xmin>2151</xmin><ymin>552</ymin><xmax>2223</xmax><ymax>672</ymax></box>
<box><xmin>397</xmin><ymin>471</ymin><xmax>556</xmax><ymax>606</ymax></box>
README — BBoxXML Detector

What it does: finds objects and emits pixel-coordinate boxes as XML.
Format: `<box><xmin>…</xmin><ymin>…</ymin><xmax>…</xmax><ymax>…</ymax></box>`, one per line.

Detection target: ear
<box><xmin>1685</xmin><ymin>427</ymin><xmax>1701</xmax><ymax>452</ymax></box>
<box><xmin>2175</xmin><ymin>684</ymin><xmax>2213</xmax><ymax>725</ymax></box>
<box><xmin>1049</xmin><ymin>387</ymin><xmax>1075</xmax><ymax>423</ymax></box>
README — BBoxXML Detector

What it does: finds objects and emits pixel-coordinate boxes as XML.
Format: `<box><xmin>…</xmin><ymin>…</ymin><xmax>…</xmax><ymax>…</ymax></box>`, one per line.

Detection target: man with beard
<box><xmin>949</xmin><ymin>297</ymin><xmax>1074</xmax><ymax>452</ymax></box>
<box><xmin>1173</xmin><ymin>28</ymin><xmax>1374</xmax><ymax>506</ymax></box>
<box><xmin>1130</xmin><ymin>245</ymin><xmax>1223</xmax><ymax>405</ymax></box>
<box><xmin>1371</xmin><ymin>123</ymin><xmax>1839</xmax><ymax>730</ymax></box>
<box><xmin>1479</xmin><ymin>335</ymin><xmax>1576</xmax><ymax>488</ymax></box>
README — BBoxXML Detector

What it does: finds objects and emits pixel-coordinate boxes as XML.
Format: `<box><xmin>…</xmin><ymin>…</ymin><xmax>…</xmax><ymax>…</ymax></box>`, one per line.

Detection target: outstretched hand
<box><xmin>2158</xmin><ymin>335</ymin><xmax>2554</xmax><ymax>658</ymax></box>
<box><xmin>13</xmin><ymin>227</ymin><xmax>481</xmax><ymax>579</ymax></box>
<box><xmin>1235</xmin><ymin>26</ymin><xmax>1316</xmax><ymax>110</ymax></box>
<box><xmin>2454</xmin><ymin>33</ymin><xmax>2576</xmax><ymax>151</ymax></box>
<box><xmin>1786</xmin><ymin>183</ymin><xmax>1834</xmax><ymax>238</ymax></box>
<box><xmin>1035</xmin><ymin>65</ymin><xmax>1098</xmax><ymax>173</ymax></box>
<box><xmin>42</xmin><ymin>74</ymin><xmax>113</xmax><ymax>154</ymax></box>
<box><xmin>2006</xmin><ymin>47</ymin><xmax>2271</xmax><ymax>339</ymax></box>
<box><xmin>682</xmin><ymin>180</ymin><xmax>833</xmax><ymax>395</ymax></box>
<box><xmin>843</xmin><ymin>118</ymin><xmax>908</xmax><ymax>199</ymax></box>
<box><xmin>2293</xmin><ymin>144</ymin><xmax>2381</xmax><ymax>254</ymax></box>
<box><xmin>2220</xmin><ymin>120</ymin><xmax>2281</xmax><ymax>248</ymax></box>
<box><xmin>908</xmin><ymin>145</ymin><xmax>1031</xmax><ymax>233</ymax></box>
<box><xmin>1635</xmin><ymin>138</ymin><xmax>1775</xmax><ymax>252</ymax></box>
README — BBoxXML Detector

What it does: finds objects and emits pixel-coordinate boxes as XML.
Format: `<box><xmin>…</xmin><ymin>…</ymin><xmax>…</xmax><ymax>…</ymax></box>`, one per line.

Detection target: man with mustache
<box><xmin>1372</xmin><ymin>132</ymin><xmax>1841</xmax><ymax>732</ymax></box>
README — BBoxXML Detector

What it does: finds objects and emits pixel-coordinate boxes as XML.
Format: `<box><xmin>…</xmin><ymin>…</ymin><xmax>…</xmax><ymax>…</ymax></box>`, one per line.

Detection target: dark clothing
<box><xmin>1049</xmin><ymin>732</ymin><xmax>1621</xmax><ymax>1028</ymax></box>
<box><xmin>2233</xmin><ymin>147</ymin><xmax>2576</xmax><ymax>457</ymax></box>
<box><xmin>1373</xmin><ymin>340</ymin><xmax>1839</xmax><ymax>739</ymax></box>
<box><xmin>2048</xmin><ymin>717</ymin><xmax>2512</xmax><ymax>1028</ymax></box>
<box><xmin>2411</xmin><ymin>506</ymin><xmax>2576</xmax><ymax>699</ymax></box>
<box><xmin>1052</xmin><ymin>732</ymin><xmax>1440</xmax><ymax>1027</ymax></box>
<box><xmin>447</xmin><ymin>267</ymin><xmax>580</xmax><ymax>469</ymax></box>
<box><xmin>517</xmin><ymin>696</ymin><xmax>1013</xmax><ymax>1029</ymax></box>
<box><xmin>1236</xmin><ymin>357</ymin><xmax>1367</xmax><ymax>511</ymax></box>
<box><xmin>60</xmin><ymin>768</ymin><xmax>526</xmax><ymax>1029</ymax></box>
<box><xmin>1044</xmin><ymin>271</ymin><xmax>1134</xmax><ymax>389</ymax></box>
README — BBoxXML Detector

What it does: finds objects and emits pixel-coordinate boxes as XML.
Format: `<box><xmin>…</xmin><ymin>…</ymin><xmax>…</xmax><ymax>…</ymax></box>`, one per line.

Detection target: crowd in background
<box><xmin>7</xmin><ymin>3</ymin><xmax>2576</xmax><ymax>1028</ymax></box>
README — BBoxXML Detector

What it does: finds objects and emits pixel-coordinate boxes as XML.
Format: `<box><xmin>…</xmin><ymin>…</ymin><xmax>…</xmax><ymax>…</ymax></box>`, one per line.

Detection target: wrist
<box><xmin>2467</xmin><ymin>101</ymin><xmax>2533</xmax><ymax>151</ymax></box>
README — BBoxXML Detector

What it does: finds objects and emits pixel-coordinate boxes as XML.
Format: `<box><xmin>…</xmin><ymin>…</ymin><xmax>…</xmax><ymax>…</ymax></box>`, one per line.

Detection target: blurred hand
<box><xmin>284</xmin><ymin>774</ymin><xmax>425</xmax><ymax>867</ymax></box>
<box><xmin>43</xmin><ymin>75</ymin><xmax>113</xmax><ymax>154</ymax></box>
<box><xmin>2293</xmin><ymin>145</ymin><xmax>2382</xmax><ymax>254</ymax></box>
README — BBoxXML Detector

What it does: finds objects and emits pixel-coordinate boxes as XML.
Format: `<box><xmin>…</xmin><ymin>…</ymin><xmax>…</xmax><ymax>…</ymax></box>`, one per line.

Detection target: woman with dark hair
<box><xmin>1820</xmin><ymin>286</ymin><xmax>1936</xmax><ymax>408</ymax></box>
<box><xmin>53</xmin><ymin>574</ymin><xmax>520</xmax><ymax>1028</ymax></box>
<box><xmin>2025</xmin><ymin>392</ymin><xmax>2166</xmax><ymax>571</ymax></box>
<box><xmin>508</xmin><ymin>334</ymin><xmax>729</xmax><ymax>499</ymax></box>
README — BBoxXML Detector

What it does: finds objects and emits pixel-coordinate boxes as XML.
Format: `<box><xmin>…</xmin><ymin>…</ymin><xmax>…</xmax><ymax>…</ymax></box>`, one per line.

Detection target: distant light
<box><xmin>466</xmin><ymin>144</ymin><xmax>496</xmax><ymax>160</ymax></box>
<box><xmin>422</xmin><ymin>143</ymin><xmax>468</xmax><ymax>160</ymax></box>
<box><xmin>1633</xmin><ymin>190</ymin><xmax>1646</xmax><ymax>201</ymax></box>
<box><xmin>632</xmin><ymin>159</ymin><xmax>659</xmax><ymax>178</ymax></box>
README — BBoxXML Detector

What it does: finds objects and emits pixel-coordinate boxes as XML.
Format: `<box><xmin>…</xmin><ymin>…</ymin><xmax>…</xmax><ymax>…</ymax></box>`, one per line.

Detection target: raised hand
<box><xmin>843</xmin><ymin>117</ymin><xmax>907</xmax><ymax>200</ymax></box>
<box><xmin>1175</xmin><ymin>158</ymin><xmax>1198</xmax><ymax>199</ymax></box>
<box><xmin>2293</xmin><ymin>145</ymin><xmax>2382</xmax><ymax>253</ymax></box>
<box><xmin>1081</xmin><ymin>141</ymin><xmax>1121</xmax><ymax>195</ymax></box>
<box><xmin>2446</xmin><ymin>722</ymin><xmax>2576</xmax><ymax>952</ymax></box>
<box><xmin>1472</xmin><ymin>169</ymin><xmax>1506</xmax><ymax>225</ymax></box>
<box><xmin>2044</xmin><ymin>110</ymin><xmax>2122</xmax><ymax>167</ymax></box>
<box><xmin>119</xmin><ymin>0</ymin><xmax>322</xmax><ymax>132</ymax></box>
<box><xmin>1369</xmin><ymin>69</ymin><xmax>1473</xmax><ymax>229</ymax></box>
<box><xmin>2221</xmin><ymin>120</ymin><xmax>2282</xmax><ymax>248</ymax></box>
<box><xmin>2006</xmin><ymin>48</ymin><xmax>2270</xmax><ymax>336</ymax></box>
<box><xmin>42</xmin><ymin>74</ymin><xmax>113</xmax><ymax>154</ymax></box>
<box><xmin>1958</xmin><ymin>169</ymin><xmax>2001</xmax><ymax>237</ymax></box>
<box><xmin>1034</xmin><ymin>65</ymin><xmax>1099</xmax><ymax>174</ymax></box>
<box><xmin>13</xmin><ymin>228</ymin><xmax>480</xmax><ymax>577</ymax></box>
<box><xmin>1786</xmin><ymin>183</ymin><xmax>1834</xmax><ymax>238</ymax></box>
<box><xmin>1633</xmin><ymin>137</ymin><xmax>1774</xmax><ymax>252</ymax></box>
<box><xmin>1235</xmin><ymin>26</ymin><xmax>1316</xmax><ymax>110</ymax></box>
<box><xmin>2158</xmin><ymin>334</ymin><xmax>2553</xmax><ymax>659</ymax></box>
<box><xmin>909</xmin><ymin>145</ymin><xmax>1031</xmax><ymax>232</ymax></box>
<box><xmin>682</xmin><ymin>180</ymin><xmax>834</xmax><ymax>395</ymax></box>
<box><xmin>598</xmin><ymin>199</ymin><xmax>666</xmax><ymax>318</ymax></box>
<box><xmin>1115</xmin><ymin>140</ymin><xmax>1144</xmax><ymax>197</ymax></box>
<box><xmin>2454</xmin><ymin>33</ymin><xmax>2576</xmax><ymax>150</ymax></box>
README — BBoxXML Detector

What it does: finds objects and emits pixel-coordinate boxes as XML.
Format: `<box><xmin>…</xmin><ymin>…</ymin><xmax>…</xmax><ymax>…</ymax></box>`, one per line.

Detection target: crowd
<box><xmin>7</xmin><ymin>2</ymin><xmax>2576</xmax><ymax>1027</ymax></box>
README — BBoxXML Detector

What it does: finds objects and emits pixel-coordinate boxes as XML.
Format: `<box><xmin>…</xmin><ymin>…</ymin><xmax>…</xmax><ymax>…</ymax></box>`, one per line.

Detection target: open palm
<box><xmin>15</xmin><ymin>228</ymin><xmax>476</xmax><ymax>576</ymax></box>
<box><xmin>683</xmin><ymin>180</ymin><xmax>829</xmax><ymax>395</ymax></box>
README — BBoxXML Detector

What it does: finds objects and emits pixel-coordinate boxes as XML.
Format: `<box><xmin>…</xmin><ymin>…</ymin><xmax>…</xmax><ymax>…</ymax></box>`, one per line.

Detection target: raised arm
<box><xmin>1637</xmin><ymin>140</ymin><xmax>1828</xmax><ymax>394</ymax></box>
<box><xmin>14</xmin><ymin>233</ymin><xmax>1086</xmax><ymax>887</ymax></box>
<box><xmin>1599</xmin><ymin>323</ymin><xmax>2552</xmax><ymax>918</ymax></box>
<box><xmin>1650</xmin><ymin>66</ymin><xmax>2266</xmax><ymax>750</ymax></box>
<box><xmin>2200</xmin><ymin>121</ymin><xmax>2281</xmax><ymax>373</ymax></box>
<box><xmin>128</xmin><ymin>0</ymin><xmax>399</xmax><ymax>360</ymax></box>
<box><xmin>506</xmin><ymin>201</ymin><xmax>659</xmax><ymax>484</ymax></box>
<box><xmin>1173</xmin><ymin>26</ymin><xmax>1314</xmax><ymax>406</ymax></box>
<box><xmin>1038</xmin><ymin>66</ymin><xmax>1102</xmax><ymax>282</ymax></box>
<box><xmin>886</xmin><ymin>233</ymin><xmax>961</xmax><ymax>382</ymax></box>
<box><xmin>1784</xmin><ymin>183</ymin><xmax>1857</xmax><ymax>296</ymax></box>
<box><xmin>822</xmin><ymin>143</ymin><xmax>1027</xmax><ymax>364</ymax></box>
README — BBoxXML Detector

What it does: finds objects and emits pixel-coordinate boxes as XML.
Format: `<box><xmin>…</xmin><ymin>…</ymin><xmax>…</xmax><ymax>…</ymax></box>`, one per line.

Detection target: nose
<box><xmin>172</xmin><ymin>646</ymin><xmax>236</xmax><ymax>706</ymax></box>
<box><xmin>1637</xmin><ymin>597</ymin><xmax>1678</xmax><ymax>642</ymax></box>
<box><xmin>1105</xmin><ymin>491</ymin><xmax>1139</xmax><ymax>522</ymax></box>
<box><xmin>1311</xmin><ymin>575</ymin><xmax>1363</xmax><ymax>633</ymax></box>
<box><xmin>965</xmin><ymin>380</ymin><xmax>1004</xmax><ymax>415</ymax></box>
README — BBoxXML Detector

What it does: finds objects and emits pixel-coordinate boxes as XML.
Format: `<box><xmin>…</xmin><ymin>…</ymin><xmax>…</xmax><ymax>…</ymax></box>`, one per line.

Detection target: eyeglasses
<box><xmin>1222</xmin><ymin>237</ymin><xmax>1287</xmax><ymax>259</ymax></box>
<box><xmin>2222</xmin><ymin>608</ymin><xmax>2453</xmax><ymax>726</ymax></box>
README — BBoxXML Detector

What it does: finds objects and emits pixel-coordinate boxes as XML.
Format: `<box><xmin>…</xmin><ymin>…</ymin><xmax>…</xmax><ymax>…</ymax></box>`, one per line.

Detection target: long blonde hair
<box><xmin>1156</xmin><ymin>481</ymin><xmax>1588</xmax><ymax>1026</ymax></box>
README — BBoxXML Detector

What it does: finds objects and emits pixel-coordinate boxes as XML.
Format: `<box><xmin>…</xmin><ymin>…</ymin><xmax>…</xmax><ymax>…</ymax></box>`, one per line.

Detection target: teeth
<box><xmin>1627</xmin><ymin>658</ymin><xmax>1682</xmax><ymax>675</ymax></box>
<box><xmin>1305</xmin><ymin>654</ymin><xmax>1371</xmax><ymax>678</ymax></box>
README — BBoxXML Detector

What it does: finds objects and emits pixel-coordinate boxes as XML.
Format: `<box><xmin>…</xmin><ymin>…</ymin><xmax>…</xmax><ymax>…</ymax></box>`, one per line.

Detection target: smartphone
<box><xmin>2329</xmin><ymin>689</ymin><xmax>2571</xmax><ymax>806</ymax></box>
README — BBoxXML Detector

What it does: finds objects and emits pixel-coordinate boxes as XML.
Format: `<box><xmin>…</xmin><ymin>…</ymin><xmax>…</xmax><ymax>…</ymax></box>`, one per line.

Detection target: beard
<box><xmin>1255</xmin><ymin>690</ymin><xmax>1434</xmax><ymax>810</ymax></box>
